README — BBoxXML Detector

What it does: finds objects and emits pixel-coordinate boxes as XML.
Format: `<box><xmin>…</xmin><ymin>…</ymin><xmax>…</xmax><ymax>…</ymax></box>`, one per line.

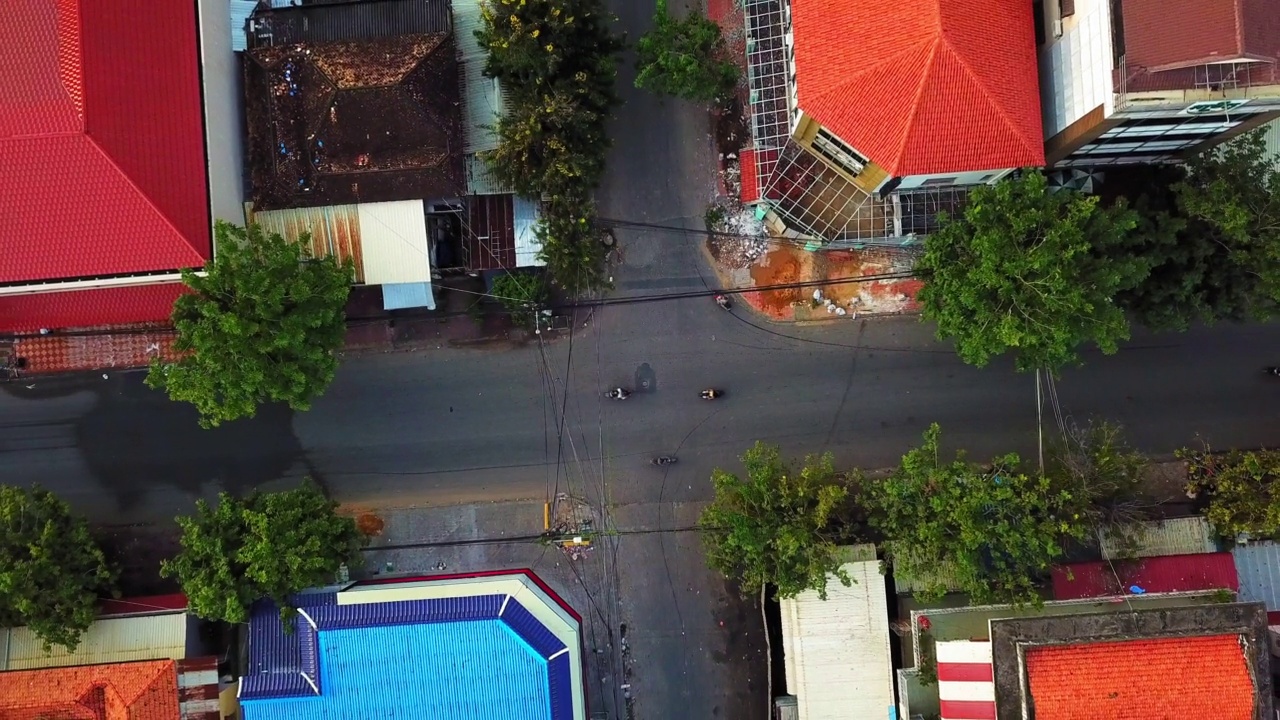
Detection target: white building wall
<box><xmin>1039</xmin><ymin>0</ymin><xmax>1116</xmax><ymax>138</ymax></box>
<box><xmin>196</xmin><ymin>0</ymin><xmax>248</xmax><ymax>230</ymax></box>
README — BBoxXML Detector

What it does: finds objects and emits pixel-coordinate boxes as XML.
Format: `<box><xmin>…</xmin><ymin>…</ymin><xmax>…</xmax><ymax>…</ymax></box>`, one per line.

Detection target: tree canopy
<box><xmin>163</xmin><ymin>480</ymin><xmax>363</xmax><ymax>623</ymax></box>
<box><xmin>1183</xmin><ymin>446</ymin><xmax>1280</xmax><ymax>539</ymax></box>
<box><xmin>699</xmin><ymin>442</ymin><xmax>852</xmax><ymax>599</ymax></box>
<box><xmin>917</xmin><ymin>170</ymin><xmax>1148</xmax><ymax>373</ymax></box>
<box><xmin>146</xmin><ymin>221</ymin><xmax>353</xmax><ymax>428</ymax></box>
<box><xmin>635</xmin><ymin>0</ymin><xmax>739</xmax><ymax>103</ymax></box>
<box><xmin>866</xmin><ymin>424</ymin><xmax>1088</xmax><ymax>606</ymax></box>
<box><xmin>0</xmin><ymin>486</ymin><xmax>116</xmax><ymax>651</ymax></box>
<box><xmin>477</xmin><ymin>0</ymin><xmax>621</xmax><ymax>293</ymax></box>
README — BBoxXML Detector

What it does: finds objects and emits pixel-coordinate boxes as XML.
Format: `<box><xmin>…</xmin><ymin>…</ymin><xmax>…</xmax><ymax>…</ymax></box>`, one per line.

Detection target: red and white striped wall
<box><xmin>936</xmin><ymin>640</ymin><xmax>996</xmax><ymax>720</ymax></box>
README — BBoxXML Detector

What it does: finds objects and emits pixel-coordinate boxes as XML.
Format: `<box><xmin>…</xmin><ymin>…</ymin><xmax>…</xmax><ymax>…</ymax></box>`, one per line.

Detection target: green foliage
<box><xmin>484</xmin><ymin>81</ymin><xmax>614</xmax><ymax>200</ymax></box>
<box><xmin>635</xmin><ymin>0</ymin><xmax>739</xmax><ymax>102</ymax></box>
<box><xmin>477</xmin><ymin>0</ymin><xmax>621</xmax><ymax>294</ymax></box>
<box><xmin>699</xmin><ymin>441</ymin><xmax>852</xmax><ymax>599</ymax></box>
<box><xmin>0</xmin><ymin>486</ymin><xmax>116</xmax><ymax>652</ymax></box>
<box><xmin>146</xmin><ymin>221</ymin><xmax>353</xmax><ymax>428</ymax></box>
<box><xmin>1182</xmin><ymin>446</ymin><xmax>1280</xmax><ymax>539</ymax></box>
<box><xmin>163</xmin><ymin>480</ymin><xmax>364</xmax><ymax>623</ymax></box>
<box><xmin>1047</xmin><ymin>420</ymin><xmax>1154</xmax><ymax>527</ymax></box>
<box><xmin>1164</xmin><ymin>130</ymin><xmax>1280</xmax><ymax>324</ymax></box>
<box><xmin>491</xmin><ymin>271</ymin><xmax>550</xmax><ymax>327</ymax></box>
<box><xmin>536</xmin><ymin>196</ymin><xmax>610</xmax><ymax>295</ymax></box>
<box><xmin>917</xmin><ymin>170</ymin><xmax>1147</xmax><ymax>373</ymax></box>
<box><xmin>868</xmin><ymin>424</ymin><xmax>1089</xmax><ymax>607</ymax></box>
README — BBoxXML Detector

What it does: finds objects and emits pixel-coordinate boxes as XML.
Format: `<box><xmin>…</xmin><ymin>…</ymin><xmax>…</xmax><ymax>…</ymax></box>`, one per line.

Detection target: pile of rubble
<box><xmin>708</xmin><ymin>206</ymin><xmax>770</xmax><ymax>269</ymax></box>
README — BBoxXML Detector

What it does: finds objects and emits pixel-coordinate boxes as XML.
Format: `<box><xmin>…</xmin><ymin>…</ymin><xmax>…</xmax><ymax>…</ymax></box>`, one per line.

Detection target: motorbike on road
<box><xmin>605</xmin><ymin>388</ymin><xmax>632</xmax><ymax>400</ymax></box>
<box><xmin>700</xmin><ymin>389</ymin><xmax>723</xmax><ymax>400</ymax></box>
<box><xmin>651</xmin><ymin>456</ymin><xmax>678</xmax><ymax>466</ymax></box>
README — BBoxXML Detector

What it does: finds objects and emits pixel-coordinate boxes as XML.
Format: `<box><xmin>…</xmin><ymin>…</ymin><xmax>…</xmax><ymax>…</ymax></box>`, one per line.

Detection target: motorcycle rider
<box><xmin>605</xmin><ymin>387</ymin><xmax>631</xmax><ymax>399</ymax></box>
<box><xmin>701</xmin><ymin>389</ymin><xmax>721</xmax><ymax>399</ymax></box>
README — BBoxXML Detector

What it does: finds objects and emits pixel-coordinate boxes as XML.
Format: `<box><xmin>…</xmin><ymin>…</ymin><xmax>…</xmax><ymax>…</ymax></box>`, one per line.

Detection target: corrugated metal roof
<box><xmin>1097</xmin><ymin>517</ymin><xmax>1217</xmax><ymax>560</ymax></box>
<box><xmin>454</xmin><ymin>0</ymin><xmax>507</xmax><ymax>154</ymax></box>
<box><xmin>230</xmin><ymin>0</ymin><xmax>257</xmax><ymax>52</ymax></box>
<box><xmin>241</xmin><ymin>592</ymin><xmax>577</xmax><ymax>720</ymax></box>
<box><xmin>779</xmin><ymin>555</ymin><xmax>894</xmax><ymax>720</ymax></box>
<box><xmin>892</xmin><ymin>559</ymin><xmax>966</xmax><ymax>595</ymax></box>
<box><xmin>1051</xmin><ymin>552</ymin><xmax>1239</xmax><ymax>600</ymax></box>
<box><xmin>513</xmin><ymin>196</ymin><xmax>544</xmax><ymax>268</ymax></box>
<box><xmin>252</xmin><ymin>0</ymin><xmax>451</xmax><ymax>46</ymax></box>
<box><xmin>466</xmin><ymin>153</ymin><xmax>512</xmax><ymax>196</ymax></box>
<box><xmin>1262</xmin><ymin>117</ymin><xmax>1280</xmax><ymax>168</ymax></box>
<box><xmin>249</xmin><ymin>200</ymin><xmax>433</xmax><ymax>285</ymax></box>
<box><xmin>250</xmin><ymin>203</ymin><xmax>366</xmax><ymax>282</ymax></box>
<box><xmin>1</xmin><ymin>614</ymin><xmax>187</xmax><ymax>670</ymax></box>
<box><xmin>357</xmin><ymin>200</ymin><xmax>432</xmax><ymax>285</ymax></box>
<box><xmin>1233</xmin><ymin>541</ymin><xmax>1280</xmax><ymax>610</ymax></box>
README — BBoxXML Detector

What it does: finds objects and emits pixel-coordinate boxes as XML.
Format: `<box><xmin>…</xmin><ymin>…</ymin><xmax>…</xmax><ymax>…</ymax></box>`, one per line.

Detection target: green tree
<box><xmin>1145</xmin><ymin>130</ymin><xmax>1280</xmax><ymax>327</ymax></box>
<box><xmin>492</xmin><ymin>270</ymin><xmax>550</xmax><ymax>328</ymax></box>
<box><xmin>868</xmin><ymin>424</ymin><xmax>1087</xmax><ymax>606</ymax></box>
<box><xmin>477</xmin><ymin>0</ymin><xmax>622</xmax><ymax>199</ymax></box>
<box><xmin>1182</xmin><ymin>446</ymin><xmax>1280</xmax><ymax>539</ymax></box>
<box><xmin>635</xmin><ymin>0</ymin><xmax>739</xmax><ymax>102</ymax></box>
<box><xmin>0</xmin><ymin>486</ymin><xmax>116</xmax><ymax>651</ymax></box>
<box><xmin>700</xmin><ymin>442</ymin><xmax>852</xmax><ymax>599</ymax></box>
<box><xmin>147</xmin><ymin>221</ymin><xmax>353</xmax><ymax>428</ymax></box>
<box><xmin>917</xmin><ymin>170</ymin><xmax>1148</xmax><ymax>373</ymax></box>
<box><xmin>163</xmin><ymin>481</ymin><xmax>363</xmax><ymax>623</ymax></box>
<box><xmin>536</xmin><ymin>196</ymin><xmax>610</xmax><ymax>295</ymax></box>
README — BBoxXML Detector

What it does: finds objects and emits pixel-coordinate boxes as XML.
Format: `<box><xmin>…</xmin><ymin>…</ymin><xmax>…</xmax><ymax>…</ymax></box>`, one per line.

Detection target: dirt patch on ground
<box><xmin>356</xmin><ymin>513</ymin><xmax>385</xmax><ymax>537</ymax></box>
<box><xmin>747</xmin><ymin>248</ymin><xmax>808</xmax><ymax>318</ymax></box>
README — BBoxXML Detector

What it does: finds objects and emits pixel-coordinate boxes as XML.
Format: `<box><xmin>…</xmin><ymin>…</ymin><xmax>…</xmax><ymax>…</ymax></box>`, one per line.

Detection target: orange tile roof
<box><xmin>0</xmin><ymin>659</ymin><xmax>180</xmax><ymax>720</ymax></box>
<box><xmin>1026</xmin><ymin>635</ymin><xmax>1255</xmax><ymax>720</ymax></box>
<box><xmin>789</xmin><ymin>0</ymin><xmax>1044</xmax><ymax>177</ymax></box>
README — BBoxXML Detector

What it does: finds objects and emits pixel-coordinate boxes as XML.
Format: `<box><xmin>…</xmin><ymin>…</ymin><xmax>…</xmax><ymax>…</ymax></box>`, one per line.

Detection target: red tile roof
<box><xmin>1025</xmin><ymin>635</ymin><xmax>1255</xmax><ymax>720</ymax></box>
<box><xmin>0</xmin><ymin>659</ymin><xmax>180</xmax><ymax>720</ymax></box>
<box><xmin>0</xmin><ymin>283</ymin><xmax>185</xmax><ymax>334</ymax></box>
<box><xmin>1051</xmin><ymin>553</ymin><xmax>1239</xmax><ymax>600</ymax></box>
<box><xmin>789</xmin><ymin>0</ymin><xmax>1044</xmax><ymax>177</ymax></box>
<box><xmin>1122</xmin><ymin>0</ymin><xmax>1280</xmax><ymax>72</ymax></box>
<box><xmin>739</xmin><ymin>149</ymin><xmax>760</xmax><ymax>204</ymax></box>
<box><xmin>1</xmin><ymin>0</ymin><xmax>210</xmax><ymax>287</ymax></box>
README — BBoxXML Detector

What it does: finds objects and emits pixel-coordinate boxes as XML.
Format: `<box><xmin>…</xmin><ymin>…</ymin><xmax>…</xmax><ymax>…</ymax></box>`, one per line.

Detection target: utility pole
<box><xmin>1035</xmin><ymin>368</ymin><xmax>1045</xmax><ymax>474</ymax></box>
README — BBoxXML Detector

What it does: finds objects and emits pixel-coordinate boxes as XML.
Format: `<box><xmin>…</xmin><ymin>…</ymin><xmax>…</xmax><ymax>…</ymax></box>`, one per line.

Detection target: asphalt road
<box><xmin>4</xmin><ymin>312</ymin><xmax>1279</xmax><ymax>525</ymax></box>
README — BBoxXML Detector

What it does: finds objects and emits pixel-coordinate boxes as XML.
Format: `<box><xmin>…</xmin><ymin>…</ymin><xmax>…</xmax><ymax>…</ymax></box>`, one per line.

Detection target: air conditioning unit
<box><xmin>1268</xmin><ymin>626</ymin><xmax>1280</xmax><ymax>657</ymax></box>
<box><xmin>1052</xmin><ymin>18</ymin><xmax>1063</xmax><ymax>38</ymax></box>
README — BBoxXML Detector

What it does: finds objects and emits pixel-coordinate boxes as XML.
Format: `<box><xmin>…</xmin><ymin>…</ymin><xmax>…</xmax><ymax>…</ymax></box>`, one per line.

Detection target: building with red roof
<box><xmin>739</xmin><ymin>0</ymin><xmax>1042</xmax><ymax>244</ymax></box>
<box><xmin>1038</xmin><ymin>0</ymin><xmax>1280</xmax><ymax>168</ymax></box>
<box><xmin>0</xmin><ymin>0</ymin><xmax>245</xmax><ymax>337</ymax></box>
<box><xmin>898</xmin><ymin>599</ymin><xmax>1273</xmax><ymax>720</ymax></box>
<box><xmin>1051</xmin><ymin>552</ymin><xmax>1240</xmax><ymax>600</ymax></box>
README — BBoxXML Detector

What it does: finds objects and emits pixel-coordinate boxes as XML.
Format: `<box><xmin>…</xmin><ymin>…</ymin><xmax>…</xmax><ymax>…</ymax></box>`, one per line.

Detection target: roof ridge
<box><xmin>934</xmin><ymin>33</ymin><xmax>1041</xmax><ymax>160</ymax></box>
<box><xmin>82</xmin><ymin>135</ymin><xmax>206</xmax><ymax>267</ymax></box>
<box><xmin>894</xmin><ymin>38</ymin><xmax>947</xmax><ymax>173</ymax></box>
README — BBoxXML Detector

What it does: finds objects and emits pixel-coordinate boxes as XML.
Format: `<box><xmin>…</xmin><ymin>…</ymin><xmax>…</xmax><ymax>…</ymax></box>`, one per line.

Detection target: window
<box><xmin>921</xmin><ymin>177</ymin><xmax>955</xmax><ymax>187</ymax></box>
<box><xmin>811</xmin><ymin>128</ymin><xmax>867</xmax><ymax>174</ymax></box>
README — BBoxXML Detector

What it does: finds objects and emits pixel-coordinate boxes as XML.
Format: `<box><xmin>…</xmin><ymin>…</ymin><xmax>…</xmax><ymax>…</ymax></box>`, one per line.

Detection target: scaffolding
<box><xmin>744</xmin><ymin>0</ymin><xmax>790</xmax><ymax>191</ymax></box>
<box><xmin>893</xmin><ymin>186</ymin><xmax>974</xmax><ymax>237</ymax></box>
<box><xmin>759</xmin><ymin>142</ymin><xmax>894</xmax><ymax>241</ymax></box>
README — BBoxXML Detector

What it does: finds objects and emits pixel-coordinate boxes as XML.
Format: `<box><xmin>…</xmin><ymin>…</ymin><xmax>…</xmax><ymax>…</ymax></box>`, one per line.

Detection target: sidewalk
<box><xmin>6</xmin><ymin>278</ymin><xmax>560</xmax><ymax>376</ymax></box>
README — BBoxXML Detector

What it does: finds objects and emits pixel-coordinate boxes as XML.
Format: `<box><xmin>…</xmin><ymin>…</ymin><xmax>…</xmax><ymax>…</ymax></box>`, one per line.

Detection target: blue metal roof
<box><xmin>1233</xmin><ymin>541</ymin><xmax>1280</xmax><ymax>611</ymax></box>
<box><xmin>240</xmin><ymin>593</ymin><xmax>573</xmax><ymax>720</ymax></box>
